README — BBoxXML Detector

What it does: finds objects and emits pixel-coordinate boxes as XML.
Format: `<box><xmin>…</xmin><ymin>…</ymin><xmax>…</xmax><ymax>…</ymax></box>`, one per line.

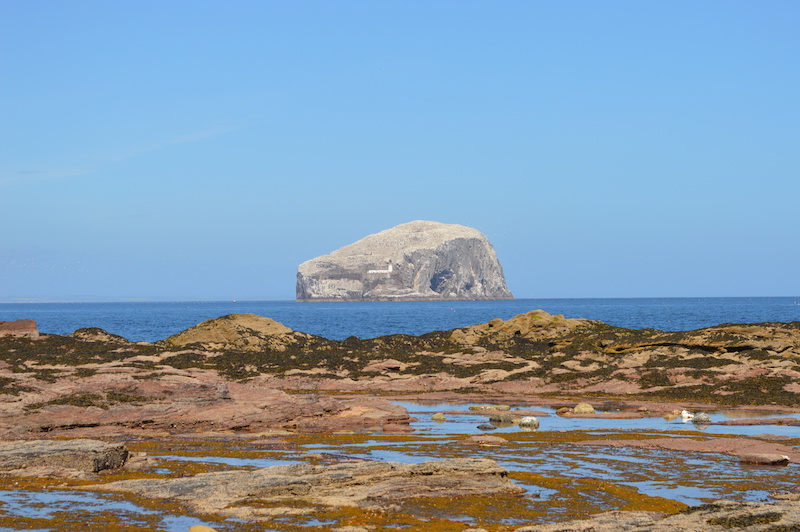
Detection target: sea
<box><xmin>1</xmin><ymin>297</ymin><xmax>799</xmax><ymax>343</ymax></box>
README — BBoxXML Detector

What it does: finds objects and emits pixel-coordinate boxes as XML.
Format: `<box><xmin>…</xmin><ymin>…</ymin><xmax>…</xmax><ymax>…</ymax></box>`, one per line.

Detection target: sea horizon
<box><xmin>1</xmin><ymin>296</ymin><xmax>798</xmax><ymax>343</ymax></box>
<box><xmin>2</xmin><ymin>294</ymin><xmax>798</xmax><ymax>304</ymax></box>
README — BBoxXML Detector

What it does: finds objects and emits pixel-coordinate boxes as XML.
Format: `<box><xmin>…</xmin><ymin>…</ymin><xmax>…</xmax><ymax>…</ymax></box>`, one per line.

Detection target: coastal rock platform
<box><xmin>0</xmin><ymin>312</ymin><xmax>798</xmax><ymax>530</ymax></box>
<box><xmin>96</xmin><ymin>458</ymin><xmax>524</xmax><ymax>518</ymax></box>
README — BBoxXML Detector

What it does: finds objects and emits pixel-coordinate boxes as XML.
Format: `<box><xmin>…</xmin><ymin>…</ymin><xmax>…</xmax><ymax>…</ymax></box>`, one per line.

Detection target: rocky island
<box><xmin>0</xmin><ymin>315</ymin><xmax>799</xmax><ymax>531</ymax></box>
<box><xmin>296</xmin><ymin>220</ymin><xmax>513</xmax><ymax>301</ymax></box>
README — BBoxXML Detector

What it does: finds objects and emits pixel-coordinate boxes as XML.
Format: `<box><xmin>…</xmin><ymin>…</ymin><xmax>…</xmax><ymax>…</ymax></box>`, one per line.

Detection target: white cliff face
<box><xmin>296</xmin><ymin>221</ymin><xmax>513</xmax><ymax>301</ymax></box>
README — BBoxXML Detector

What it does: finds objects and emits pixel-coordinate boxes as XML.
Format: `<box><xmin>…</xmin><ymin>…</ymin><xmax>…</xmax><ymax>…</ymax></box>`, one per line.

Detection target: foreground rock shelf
<box><xmin>96</xmin><ymin>457</ymin><xmax>525</xmax><ymax>517</ymax></box>
<box><xmin>0</xmin><ymin>312</ymin><xmax>798</xmax><ymax>530</ymax></box>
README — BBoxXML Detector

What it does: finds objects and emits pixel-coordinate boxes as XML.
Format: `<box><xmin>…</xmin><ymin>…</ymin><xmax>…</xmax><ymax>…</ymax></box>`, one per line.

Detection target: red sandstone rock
<box><xmin>0</xmin><ymin>319</ymin><xmax>38</xmax><ymax>338</ymax></box>
<box><xmin>0</xmin><ymin>369</ymin><xmax>414</xmax><ymax>438</ymax></box>
<box><xmin>462</xmin><ymin>434</ymin><xmax>509</xmax><ymax>446</ymax></box>
<box><xmin>577</xmin><ymin>436</ymin><xmax>800</xmax><ymax>463</ymax></box>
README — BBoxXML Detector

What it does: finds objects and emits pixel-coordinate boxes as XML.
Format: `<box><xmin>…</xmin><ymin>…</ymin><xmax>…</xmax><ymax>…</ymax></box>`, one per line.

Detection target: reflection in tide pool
<box><xmin>370</xmin><ymin>401</ymin><xmax>800</xmax><ymax>505</ymax></box>
<box><xmin>0</xmin><ymin>400</ymin><xmax>797</xmax><ymax>529</ymax></box>
<box><xmin>396</xmin><ymin>401</ymin><xmax>800</xmax><ymax>437</ymax></box>
<box><xmin>0</xmin><ymin>490</ymin><xmax>216</xmax><ymax>531</ymax></box>
<box><xmin>159</xmin><ymin>454</ymin><xmax>293</xmax><ymax>469</ymax></box>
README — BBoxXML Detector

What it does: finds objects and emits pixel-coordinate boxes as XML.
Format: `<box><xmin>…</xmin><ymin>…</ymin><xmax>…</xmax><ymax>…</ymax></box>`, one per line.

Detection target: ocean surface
<box><xmin>1</xmin><ymin>297</ymin><xmax>799</xmax><ymax>343</ymax></box>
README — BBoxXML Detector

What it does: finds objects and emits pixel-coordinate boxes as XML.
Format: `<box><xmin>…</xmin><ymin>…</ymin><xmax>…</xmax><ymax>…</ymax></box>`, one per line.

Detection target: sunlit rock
<box><xmin>297</xmin><ymin>221</ymin><xmax>513</xmax><ymax>301</ymax></box>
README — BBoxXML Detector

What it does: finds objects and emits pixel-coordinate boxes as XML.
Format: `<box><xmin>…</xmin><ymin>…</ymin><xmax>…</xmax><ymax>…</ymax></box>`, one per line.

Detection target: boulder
<box><xmin>296</xmin><ymin>220</ymin><xmax>513</xmax><ymax>301</ymax></box>
<box><xmin>738</xmin><ymin>453</ymin><xmax>790</xmax><ymax>465</ymax></box>
<box><xmin>574</xmin><ymin>402</ymin><xmax>595</xmax><ymax>414</ymax></box>
<box><xmin>519</xmin><ymin>416</ymin><xmax>540</xmax><ymax>430</ymax></box>
<box><xmin>488</xmin><ymin>413</ymin><xmax>518</xmax><ymax>424</ymax></box>
<box><xmin>0</xmin><ymin>439</ymin><xmax>128</xmax><ymax>473</ymax></box>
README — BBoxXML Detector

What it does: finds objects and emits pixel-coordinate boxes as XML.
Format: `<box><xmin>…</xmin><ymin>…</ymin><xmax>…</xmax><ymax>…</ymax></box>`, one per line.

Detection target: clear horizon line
<box><xmin>1</xmin><ymin>295</ymin><xmax>799</xmax><ymax>304</ymax></box>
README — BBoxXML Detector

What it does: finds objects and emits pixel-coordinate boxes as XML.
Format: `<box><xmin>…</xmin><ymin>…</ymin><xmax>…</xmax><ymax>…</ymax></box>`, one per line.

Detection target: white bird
<box><xmin>680</xmin><ymin>410</ymin><xmax>694</xmax><ymax>422</ymax></box>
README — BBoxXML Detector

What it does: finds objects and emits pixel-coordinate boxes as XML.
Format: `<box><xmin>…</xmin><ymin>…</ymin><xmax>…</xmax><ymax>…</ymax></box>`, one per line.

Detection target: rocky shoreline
<box><xmin>0</xmin><ymin>312</ymin><xmax>798</xmax><ymax>531</ymax></box>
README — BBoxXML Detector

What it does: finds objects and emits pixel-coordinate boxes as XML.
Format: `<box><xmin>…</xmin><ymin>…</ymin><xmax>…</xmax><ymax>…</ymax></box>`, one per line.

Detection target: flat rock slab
<box><xmin>0</xmin><ymin>319</ymin><xmax>38</xmax><ymax>338</ymax></box>
<box><xmin>97</xmin><ymin>458</ymin><xmax>524</xmax><ymax>518</ymax></box>
<box><xmin>462</xmin><ymin>435</ymin><xmax>509</xmax><ymax>446</ymax></box>
<box><xmin>1</xmin><ymin>378</ymin><xmax>413</xmax><ymax>438</ymax></box>
<box><xmin>0</xmin><ymin>439</ymin><xmax>128</xmax><ymax>473</ymax></box>
<box><xmin>577</xmin><ymin>436</ymin><xmax>800</xmax><ymax>463</ymax></box>
<box><xmin>513</xmin><ymin>499</ymin><xmax>800</xmax><ymax>531</ymax></box>
<box><xmin>713</xmin><ymin>418</ymin><xmax>800</xmax><ymax>426</ymax></box>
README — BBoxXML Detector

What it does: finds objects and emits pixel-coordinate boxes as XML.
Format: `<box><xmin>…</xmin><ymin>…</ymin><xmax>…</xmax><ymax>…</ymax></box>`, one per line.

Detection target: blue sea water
<box><xmin>1</xmin><ymin>297</ymin><xmax>798</xmax><ymax>343</ymax></box>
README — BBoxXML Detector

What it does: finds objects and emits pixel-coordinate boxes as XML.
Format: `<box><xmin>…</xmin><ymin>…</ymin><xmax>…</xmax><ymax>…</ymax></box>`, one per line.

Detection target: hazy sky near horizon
<box><xmin>2</xmin><ymin>1</ymin><xmax>798</xmax><ymax>301</ymax></box>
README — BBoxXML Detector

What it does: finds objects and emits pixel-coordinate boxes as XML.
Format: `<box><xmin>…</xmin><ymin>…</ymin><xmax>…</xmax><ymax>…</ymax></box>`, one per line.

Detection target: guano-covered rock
<box><xmin>296</xmin><ymin>220</ymin><xmax>513</xmax><ymax>301</ymax></box>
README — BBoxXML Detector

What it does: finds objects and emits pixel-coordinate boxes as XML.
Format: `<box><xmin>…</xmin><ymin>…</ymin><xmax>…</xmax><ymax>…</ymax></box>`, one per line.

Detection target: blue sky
<box><xmin>1</xmin><ymin>1</ymin><xmax>798</xmax><ymax>301</ymax></box>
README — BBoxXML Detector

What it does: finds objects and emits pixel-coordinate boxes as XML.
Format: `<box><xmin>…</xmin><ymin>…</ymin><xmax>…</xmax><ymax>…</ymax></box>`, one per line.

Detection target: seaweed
<box><xmin>25</xmin><ymin>392</ymin><xmax>107</xmax><ymax>411</ymax></box>
<box><xmin>707</xmin><ymin>512</ymin><xmax>782</xmax><ymax>528</ymax></box>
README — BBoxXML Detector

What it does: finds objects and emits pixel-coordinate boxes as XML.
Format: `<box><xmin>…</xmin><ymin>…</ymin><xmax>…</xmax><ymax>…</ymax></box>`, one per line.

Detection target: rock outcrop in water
<box><xmin>0</xmin><ymin>320</ymin><xmax>38</xmax><ymax>338</ymax></box>
<box><xmin>296</xmin><ymin>220</ymin><xmax>513</xmax><ymax>301</ymax></box>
